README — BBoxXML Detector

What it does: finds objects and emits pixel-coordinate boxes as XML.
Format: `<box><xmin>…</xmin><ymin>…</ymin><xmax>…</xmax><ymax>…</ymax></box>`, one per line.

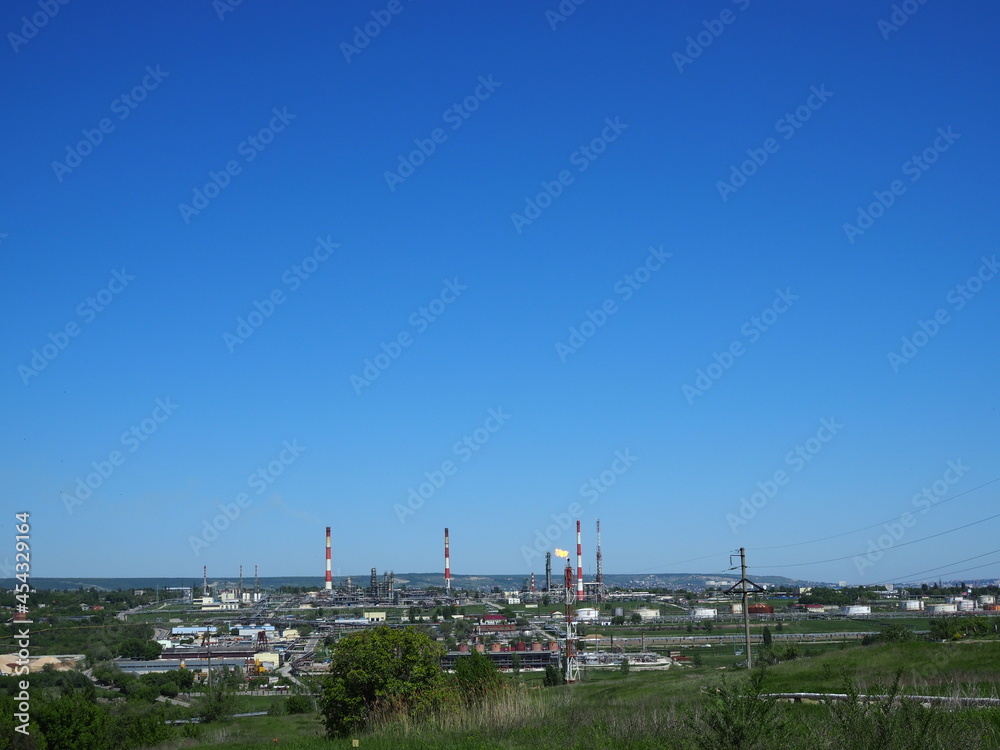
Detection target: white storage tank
<box><xmin>958</xmin><ymin>599</ymin><xmax>975</xmax><ymax>611</ymax></box>
<box><xmin>978</xmin><ymin>595</ymin><xmax>995</xmax><ymax>606</ymax></box>
<box><xmin>841</xmin><ymin>605</ymin><xmax>871</xmax><ymax>616</ymax></box>
<box><xmin>928</xmin><ymin>603</ymin><xmax>957</xmax><ymax>613</ymax></box>
<box><xmin>947</xmin><ymin>596</ymin><xmax>966</xmax><ymax>604</ymax></box>
<box><xmin>689</xmin><ymin>608</ymin><xmax>718</xmax><ymax>620</ymax></box>
<box><xmin>574</xmin><ymin>607</ymin><xmax>599</xmax><ymax>622</ymax></box>
<box><xmin>730</xmin><ymin>602</ymin><xmax>743</xmax><ymax>615</ymax></box>
<box><xmin>899</xmin><ymin>600</ymin><xmax>924</xmax><ymax>611</ymax></box>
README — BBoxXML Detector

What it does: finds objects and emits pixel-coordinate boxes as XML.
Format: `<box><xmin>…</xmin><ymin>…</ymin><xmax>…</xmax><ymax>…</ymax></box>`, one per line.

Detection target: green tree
<box><xmin>762</xmin><ymin>626</ymin><xmax>773</xmax><ymax>648</ymax></box>
<box><xmin>319</xmin><ymin>626</ymin><xmax>448</xmax><ymax>737</ymax></box>
<box><xmin>454</xmin><ymin>649</ymin><xmax>505</xmax><ymax>703</ymax></box>
<box><xmin>195</xmin><ymin>679</ymin><xmax>241</xmax><ymax>722</ymax></box>
<box><xmin>630</xmin><ymin>612</ymin><xmax>642</xmax><ymax>624</ymax></box>
<box><xmin>620</xmin><ymin>657</ymin><xmax>630</xmax><ymax>675</ymax></box>
<box><xmin>286</xmin><ymin>694</ymin><xmax>313</xmax><ymax>714</ymax></box>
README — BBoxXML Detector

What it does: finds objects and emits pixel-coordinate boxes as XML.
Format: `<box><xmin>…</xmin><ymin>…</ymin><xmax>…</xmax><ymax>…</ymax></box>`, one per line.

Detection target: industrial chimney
<box><xmin>576</xmin><ymin>520</ymin><xmax>584</xmax><ymax>602</ymax></box>
<box><xmin>444</xmin><ymin>527</ymin><xmax>451</xmax><ymax>593</ymax></box>
<box><xmin>325</xmin><ymin>526</ymin><xmax>333</xmax><ymax>590</ymax></box>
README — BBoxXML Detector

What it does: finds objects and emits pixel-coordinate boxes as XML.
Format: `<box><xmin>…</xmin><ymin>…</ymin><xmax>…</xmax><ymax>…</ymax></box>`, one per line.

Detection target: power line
<box><xmin>871</xmin><ymin>548</ymin><xmax>1000</xmax><ymax>586</ymax></box>
<box><xmin>755</xmin><ymin>507</ymin><xmax>1000</xmax><ymax>569</ymax></box>
<box><xmin>636</xmin><ymin>475</ymin><xmax>1000</xmax><ymax>573</ymax></box>
<box><xmin>754</xmin><ymin>476</ymin><xmax>1000</xmax><ymax>552</ymax></box>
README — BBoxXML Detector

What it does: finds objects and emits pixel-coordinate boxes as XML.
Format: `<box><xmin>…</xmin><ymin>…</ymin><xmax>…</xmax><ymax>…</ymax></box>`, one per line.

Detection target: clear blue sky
<box><xmin>2</xmin><ymin>1</ymin><xmax>998</xmax><ymax>586</ymax></box>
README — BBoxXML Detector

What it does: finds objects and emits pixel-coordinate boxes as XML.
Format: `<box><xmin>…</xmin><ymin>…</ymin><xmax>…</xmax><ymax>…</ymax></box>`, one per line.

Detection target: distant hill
<box><xmin>4</xmin><ymin>572</ymin><xmax>830</xmax><ymax>592</ymax></box>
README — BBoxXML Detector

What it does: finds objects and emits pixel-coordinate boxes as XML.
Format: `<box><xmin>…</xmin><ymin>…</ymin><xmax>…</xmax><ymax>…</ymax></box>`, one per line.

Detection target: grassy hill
<box><xmin>168</xmin><ymin>640</ymin><xmax>1000</xmax><ymax>749</ymax></box>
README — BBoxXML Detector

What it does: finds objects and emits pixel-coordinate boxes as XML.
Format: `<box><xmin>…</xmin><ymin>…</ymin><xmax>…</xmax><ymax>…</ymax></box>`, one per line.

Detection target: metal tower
<box><xmin>595</xmin><ymin>518</ymin><xmax>604</xmax><ymax>602</ymax></box>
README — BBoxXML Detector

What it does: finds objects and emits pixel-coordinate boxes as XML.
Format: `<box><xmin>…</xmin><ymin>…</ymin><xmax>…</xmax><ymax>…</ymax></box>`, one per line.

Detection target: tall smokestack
<box><xmin>576</xmin><ymin>520</ymin><xmax>584</xmax><ymax>602</ymax></box>
<box><xmin>203</xmin><ymin>565</ymin><xmax>207</xmax><ymax>599</ymax></box>
<box><xmin>530</xmin><ymin>572</ymin><xmax>535</xmax><ymax>593</ymax></box>
<box><xmin>325</xmin><ymin>526</ymin><xmax>333</xmax><ymax>590</ymax></box>
<box><xmin>444</xmin><ymin>527</ymin><xmax>451</xmax><ymax>593</ymax></box>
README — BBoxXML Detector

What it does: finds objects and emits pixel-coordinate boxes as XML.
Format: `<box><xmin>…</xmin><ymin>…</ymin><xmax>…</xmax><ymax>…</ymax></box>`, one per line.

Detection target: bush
<box><xmin>688</xmin><ymin>668</ymin><xmax>785</xmax><ymax>750</ymax></box>
<box><xmin>286</xmin><ymin>694</ymin><xmax>313</xmax><ymax>714</ymax></box>
<box><xmin>319</xmin><ymin>626</ymin><xmax>449</xmax><ymax>737</ymax></box>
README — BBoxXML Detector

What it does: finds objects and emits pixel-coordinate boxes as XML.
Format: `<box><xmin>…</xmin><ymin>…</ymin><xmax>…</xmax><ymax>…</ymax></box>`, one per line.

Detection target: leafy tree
<box><xmin>319</xmin><ymin>626</ymin><xmax>448</xmax><ymax>737</ymax></box>
<box><xmin>630</xmin><ymin>612</ymin><xmax>642</xmax><ymax>624</ymax></box>
<box><xmin>286</xmin><ymin>694</ymin><xmax>313</xmax><ymax>714</ymax></box>
<box><xmin>620</xmin><ymin>657</ymin><xmax>630</xmax><ymax>674</ymax></box>
<box><xmin>195</xmin><ymin>679</ymin><xmax>241</xmax><ymax>722</ymax></box>
<box><xmin>762</xmin><ymin>627</ymin><xmax>773</xmax><ymax>648</ymax></box>
<box><xmin>454</xmin><ymin>649</ymin><xmax>505</xmax><ymax>703</ymax></box>
<box><xmin>543</xmin><ymin>664</ymin><xmax>565</xmax><ymax>686</ymax></box>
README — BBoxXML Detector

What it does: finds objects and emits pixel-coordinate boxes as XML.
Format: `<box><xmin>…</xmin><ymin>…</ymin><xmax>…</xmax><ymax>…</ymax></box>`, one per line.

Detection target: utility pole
<box><xmin>726</xmin><ymin>547</ymin><xmax>764</xmax><ymax>669</ymax></box>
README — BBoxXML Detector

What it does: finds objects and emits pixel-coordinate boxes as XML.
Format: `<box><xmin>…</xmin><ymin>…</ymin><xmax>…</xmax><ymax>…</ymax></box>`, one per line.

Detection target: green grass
<box><xmin>173</xmin><ymin>640</ymin><xmax>1000</xmax><ymax>748</ymax></box>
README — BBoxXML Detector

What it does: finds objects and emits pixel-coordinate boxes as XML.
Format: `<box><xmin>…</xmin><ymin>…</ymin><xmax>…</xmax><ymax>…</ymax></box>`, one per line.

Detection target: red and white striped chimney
<box><xmin>325</xmin><ymin>526</ymin><xmax>332</xmax><ymax>590</ymax></box>
<box><xmin>444</xmin><ymin>527</ymin><xmax>451</xmax><ymax>593</ymax></box>
<box><xmin>576</xmin><ymin>520</ymin><xmax>584</xmax><ymax>601</ymax></box>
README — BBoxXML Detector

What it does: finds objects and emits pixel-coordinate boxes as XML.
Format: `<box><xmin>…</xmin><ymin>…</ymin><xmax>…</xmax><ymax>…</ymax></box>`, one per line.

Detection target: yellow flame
<box><xmin>554</xmin><ymin>548</ymin><xmax>569</xmax><ymax>558</ymax></box>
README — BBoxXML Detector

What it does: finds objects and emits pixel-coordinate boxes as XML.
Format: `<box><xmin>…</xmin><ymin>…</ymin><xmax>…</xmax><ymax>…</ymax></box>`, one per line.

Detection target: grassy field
<box><xmin>158</xmin><ymin>639</ymin><xmax>1000</xmax><ymax>749</ymax></box>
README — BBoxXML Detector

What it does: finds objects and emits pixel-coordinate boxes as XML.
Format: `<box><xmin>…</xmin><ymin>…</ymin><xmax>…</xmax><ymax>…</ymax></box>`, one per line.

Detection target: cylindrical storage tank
<box><xmin>984</xmin><ymin>604</ymin><xmax>1000</xmax><ymax>612</ymax></box>
<box><xmin>899</xmin><ymin>600</ymin><xmax>924</xmax><ymax>611</ymax></box>
<box><xmin>978</xmin><ymin>595</ymin><xmax>995</xmax><ymax>606</ymax></box>
<box><xmin>689</xmin><ymin>608</ymin><xmax>717</xmax><ymax>619</ymax></box>
<box><xmin>458</xmin><ymin>643</ymin><xmax>469</xmax><ymax>653</ymax></box>
<box><xmin>575</xmin><ymin>608</ymin><xmax>599</xmax><ymax>622</ymax></box>
<box><xmin>730</xmin><ymin>603</ymin><xmax>743</xmax><ymax>615</ymax></box>
<box><xmin>490</xmin><ymin>643</ymin><xmax>501</xmax><ymax>652</ymax></box>
<box><xmin>532</xmin><ymin>642</ymin><xmax>542</xmax><ymax>652</ymax></box>
<box><xmin>475</xmin><ymin>643</ymin><xmax>485</xmax><ymax>653</ymax></box>
<box><xmin>947</xmin><ymin>596</ymin><xmax>965</xmax><ymax>604</ymax></box>
<box><xmin>748</xmin><ymin>604</ymin><xmax>774</xmax><ymax>614</ymax></box>
<box><xmin>548</xmin><ymin>641</ymin><xmax>560</xmax><ymax>651</ymax></box>
<box><xmin>959</xmin><ymin>600</ymin><xmax>975</xmax><ymax>611</ymax></box>
<box><xmin>928</xmin><ymin>603</ymin><xmax>957</xmax><ymax>613</ymax></box>
<box><xmin>842</xmin><ymin>605</ymin><xmax>871</xmax><ymax>616</ymax></box>
<box><xmin>515</xmin><ymin>641</ymin><xmax>526</xmax><ymax>652</ymax></box>
<box><xmin>613</xmin><ymin>607</ymin><xmax>625</xmax><ymax>617</ymax></box>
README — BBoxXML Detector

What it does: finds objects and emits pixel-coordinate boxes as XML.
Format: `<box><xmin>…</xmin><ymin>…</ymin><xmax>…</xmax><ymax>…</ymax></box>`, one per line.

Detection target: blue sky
<box><xmin>2</xmin><ymin>1</ymin><xmax>998</xmax><ymax>586</ymax></box>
